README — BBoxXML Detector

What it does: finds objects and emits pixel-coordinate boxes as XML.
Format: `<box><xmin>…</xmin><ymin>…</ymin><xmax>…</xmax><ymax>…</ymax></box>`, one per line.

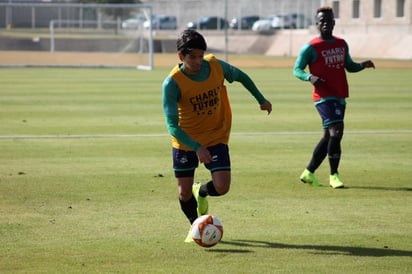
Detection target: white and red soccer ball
<box><xmin>191</xmin><ymin>215</ymin><xmax>223</xmax><ymax>248</ymax></box>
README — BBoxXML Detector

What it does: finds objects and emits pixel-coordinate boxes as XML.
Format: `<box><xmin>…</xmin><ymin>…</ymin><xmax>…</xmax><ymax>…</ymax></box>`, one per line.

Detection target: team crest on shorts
<box><xmin>179</xmin><ymin>155</ymin><xmax>188</xmax><ymax>164</ymax></box>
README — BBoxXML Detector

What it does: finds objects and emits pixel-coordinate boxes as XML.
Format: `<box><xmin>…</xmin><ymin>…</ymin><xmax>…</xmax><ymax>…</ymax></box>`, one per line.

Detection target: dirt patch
<box><xmin>0</xmin><ymin>51</ymin><xmax>295</xmax><ymax>68</ymax></box>
<box><xmin>1</xmin><ymin>51</ymin><xmax>411</xmax><ymax>69</ymax></box>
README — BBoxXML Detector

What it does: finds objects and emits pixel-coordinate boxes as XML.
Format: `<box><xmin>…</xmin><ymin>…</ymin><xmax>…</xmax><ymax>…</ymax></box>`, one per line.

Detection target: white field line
<box><xmin>0</xmin><ymin>130</ymin><xmax>411</xmax><ymax>140</ymax></box>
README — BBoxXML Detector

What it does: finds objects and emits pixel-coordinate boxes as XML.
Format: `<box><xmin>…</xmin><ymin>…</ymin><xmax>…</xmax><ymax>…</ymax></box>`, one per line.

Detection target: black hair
<box><xmin>317</xmin><ymin>6</ymin><xmax>334</xmax><ymax>16</ymax></box>
<box><xmin>176</xmin><ymin>29</ymin><xmax>207</xmax><ymax>55</ymax></box>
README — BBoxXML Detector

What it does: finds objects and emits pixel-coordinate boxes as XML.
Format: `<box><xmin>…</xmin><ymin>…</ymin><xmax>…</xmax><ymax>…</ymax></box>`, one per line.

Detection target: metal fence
<box><xmin>145</xmin><ymin>0</ymin><xmax>321</xmax><ymax>31</ymax></box>
<box><xmin>0</xmin><ymin>0</ymin><xmax>321</xmax><ymax>31</ymax></box>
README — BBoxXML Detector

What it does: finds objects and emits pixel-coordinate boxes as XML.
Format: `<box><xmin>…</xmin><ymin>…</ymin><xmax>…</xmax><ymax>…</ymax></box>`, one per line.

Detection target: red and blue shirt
<box><xmin>293</xmin><ymin>35</ymin><xmax>364</xmax><ymax>102</ymax></box>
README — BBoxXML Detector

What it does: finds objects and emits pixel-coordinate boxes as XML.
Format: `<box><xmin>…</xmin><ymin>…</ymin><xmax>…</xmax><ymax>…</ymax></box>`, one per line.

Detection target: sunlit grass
<box><xmin>0</xmin><ymin>67</ymin><xmax>411</xmax><ymax>273</ymax></box>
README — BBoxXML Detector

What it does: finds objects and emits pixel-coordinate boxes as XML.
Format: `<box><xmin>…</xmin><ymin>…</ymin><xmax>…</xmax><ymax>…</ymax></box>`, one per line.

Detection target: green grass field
<box><xmin>0</xmin><ymin>63</ymin><xmax>411</xmax><ymax>273</ymax></box>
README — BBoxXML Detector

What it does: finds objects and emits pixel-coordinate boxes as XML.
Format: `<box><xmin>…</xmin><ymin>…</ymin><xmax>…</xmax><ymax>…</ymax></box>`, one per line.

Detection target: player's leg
<box><xmin>175</xmin><ymin>174</ymin><xmax>199</xmax><ymax>243</ymax></box>
<box><xmin>326</xmin><ymin>100</ymin><xmax>346</xmax><ymax>188</ymax></box>
<box><xmin>307</xmin><ymin>128</ymin><xmax>329</xmax><ymax>172</ymax></box>
<box><xmin>327</xmin><ymin>122</ymin><xmax>344</xmax><ymax>174</ymax></box>
<box><xmin>300</xmin><ymin>101</ymin><xmax>333</xmax><ymax>186</ymax></box>
<box><xmin>210</xmin><ymin>170</ymin><xmax>231</xmax><ymax>195</ymax></box>
<box><xmin>328</xmin><ymin>122</ymin><xmax>345</xmax><ymax>188</ymax></box>
<box><xmin>300</xmin><ymin>129</ymin><xmax>328</xmax><ymax>186</ymax></box>
<box><xmin>200</xmin><ymin>143</ymin><xmax>231</xmax><ymax>197</ymax></box>
<box><xmin>193</xmin><ymin>168</ymin><xmax>231</xmax><ymax>218</ymax></box>
<box><xmin>177</xmin><ymin>175</ymin><xmax>197</xmax><ymax>224</ymax></box>
<box><xmin>173</xmin><ymin>148</ymin><xmax>199</xmax><ymax>224</ymax></box>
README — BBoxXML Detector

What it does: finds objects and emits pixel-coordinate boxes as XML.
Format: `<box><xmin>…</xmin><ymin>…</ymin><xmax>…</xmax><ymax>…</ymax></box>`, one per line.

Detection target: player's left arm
<box><xmin>345</xmin><ymin>41</ymin><xmax>375</xmax><ymax>72</ymax></box>
<box><xmin>218</xmin><ymin>60</ymin><xmax>272</xmax><ymax>115</ymax></box>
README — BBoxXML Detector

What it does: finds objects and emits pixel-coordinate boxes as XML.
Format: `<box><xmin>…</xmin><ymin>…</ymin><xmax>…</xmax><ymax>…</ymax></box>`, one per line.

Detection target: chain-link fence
<box><xmin>144</xmin><ymin>0</ymin><xmax>320</xmax><ymax>31</ymax></box>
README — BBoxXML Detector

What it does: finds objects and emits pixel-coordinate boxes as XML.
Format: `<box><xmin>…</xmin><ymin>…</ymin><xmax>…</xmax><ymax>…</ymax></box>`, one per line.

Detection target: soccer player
<box><xmin>162</xmin><ymin>29</ymin><xmax>272</xmax><ymax>242</ymax></box>
<box><xmin>293</xmin><ymin>6</ymin><xmax>375</xmax><ymax>188</ymax></box>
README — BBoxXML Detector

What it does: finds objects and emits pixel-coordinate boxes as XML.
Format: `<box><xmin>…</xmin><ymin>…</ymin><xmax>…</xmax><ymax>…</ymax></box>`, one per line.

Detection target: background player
<box><xmin>293</xmin><ymin>6</ymin><xmax>375</xmax><ymax>188</ymax></box>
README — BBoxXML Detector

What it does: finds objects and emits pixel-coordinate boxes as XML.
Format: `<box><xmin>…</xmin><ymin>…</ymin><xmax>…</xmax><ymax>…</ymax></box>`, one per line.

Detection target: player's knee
<box><xmin>179</xmin><ymin>189</ymin><xmax>193</xmax><ymax>201</ymax></box>
<box><xmin>330</xmin><ymin>131</ymin><xmax>343</xmax><ymax>141</ymax></box>
<box><xmin>329</xmin><ymin>123</ymin><xmax>344</xmax><ymax>139</ymax></box>
<box><xmin>215</xmin><ymin>183</ymin><xmax>230</xmax><ymax>195</ymax></box>
<box><xmin>180</xmin><ymin>194</ymin><xmax>192</xmax><ymax>202</ymax></box>
<box><xmin>322</xmin><ymin>130</ymin><xmax>330</xmax><ymax>139</ymax></box>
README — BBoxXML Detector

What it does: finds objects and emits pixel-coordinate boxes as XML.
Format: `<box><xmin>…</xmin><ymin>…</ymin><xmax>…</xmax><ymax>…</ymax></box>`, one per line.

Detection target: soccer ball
<box><xmin>191</xmin><ymin>215</ymin><xmax>223</xmax><ymax>248</ymax></box>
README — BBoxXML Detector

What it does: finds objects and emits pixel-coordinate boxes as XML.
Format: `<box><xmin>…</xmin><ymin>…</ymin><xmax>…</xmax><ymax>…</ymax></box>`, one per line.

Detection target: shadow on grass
<box><xmin>311</xmin><ymin>185</ymin><xmax>411</xmax><ymax>192</ymax></box>
<box><xmin>206</xmin><ymin>248</ymin><xmax>253</xmax><ymax>253</ymax></box>
<box><xmin>211</xmin><ymin>240</ymin><xmax>412</xmax><ymax>257</ymax></box>
<box><xmin>346</xmin><ymin>186</ymin><xmax>412</xmax><ymax>192</ymax></box>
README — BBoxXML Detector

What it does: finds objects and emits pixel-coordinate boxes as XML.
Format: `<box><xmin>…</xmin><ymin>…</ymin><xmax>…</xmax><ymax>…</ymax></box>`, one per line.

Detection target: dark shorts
<box><xmin>173</xmin><ymin>143</ymin><xmax>231</xmax><ymax>177</ymax></box>
<box><xmin>315</xmin><ymin>99</ymin><xmax>346</xmax><ymax>129</ymax></box>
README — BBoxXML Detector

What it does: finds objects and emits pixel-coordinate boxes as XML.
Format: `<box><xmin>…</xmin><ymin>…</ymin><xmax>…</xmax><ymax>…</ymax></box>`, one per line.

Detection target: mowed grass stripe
<box><xmin>0</xmin><ymin>129</ymin><xmax>411</xmax><ymax>139</ymax></box>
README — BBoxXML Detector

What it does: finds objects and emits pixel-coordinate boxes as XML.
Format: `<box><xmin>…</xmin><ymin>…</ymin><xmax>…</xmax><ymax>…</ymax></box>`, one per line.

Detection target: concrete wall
<box><xmin>203</xmin><ymin>28</ymin><xmax>412</xmax><ymax>60</ymax></box>
<box><xmin>264</xmin><ymin>29</ymin><xmax>412</xmax><ymax>59</ymax></box>
<box><xmin>321</xmin><ymin>0</ymin><xmax>412</xmax><ymax>33</ymax></box>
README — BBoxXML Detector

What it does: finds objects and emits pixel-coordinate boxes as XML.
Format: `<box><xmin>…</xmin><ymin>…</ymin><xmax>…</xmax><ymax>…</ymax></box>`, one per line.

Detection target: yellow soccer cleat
<box><xmin>300</xmin><ymin>169</ymin><xmax>322</xmax><ymax>187</ymax></box>
<box><xmin>330</xmin><ymin>173</ymin><xmax>344</xmax><ymax>188</ymax></box>
<box><xmin>184</xmin><ymin>227</ymin><xmax>194</xmax><ymax>243</ymax></box>
<box><xmin>192</xmin><ymin>182</ymin><xmax>209</xmax><ymax>216</ymax></box>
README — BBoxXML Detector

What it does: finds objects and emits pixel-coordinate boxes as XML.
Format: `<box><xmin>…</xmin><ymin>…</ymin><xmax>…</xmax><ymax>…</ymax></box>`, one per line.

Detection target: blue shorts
<box><xmin>315</xmin><ymin>99</ymin><xmax>346</xmax><ymax>129</ymax></box>
<box><xmin>173</xmin><ymin>143</ymin><xmax>231</xmax><ymax>177</ymax></box>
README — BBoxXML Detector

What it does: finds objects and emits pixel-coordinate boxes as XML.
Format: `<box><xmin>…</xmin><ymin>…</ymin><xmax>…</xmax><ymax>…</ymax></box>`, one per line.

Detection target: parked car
<box><xmin>229</xmin><ymin>15</ymin><xmax>260</xmax><ymax>30</ymax></box>
<box><xmin>251</xmin><ymin>15</ymin><xmax>278</xmax><ymax>33</ymax></box>
<box><xmin>121</xmin><ymin>15</ymin><xmax>146</xmax><ymax>29</ymax></box>
<box><xmin>271</xmin><ymin>13</ymin><xmax>309</xmax><ymax>29</ymax></box>
<box><xmin>187</xmin><ymin>16</ymin><xmax>229</xmax><ymax>30</ymax></box>
<box><xmin>143</xmin><ymin>15</ymin><xmax>177</xmax><ymax>30</ymax></box>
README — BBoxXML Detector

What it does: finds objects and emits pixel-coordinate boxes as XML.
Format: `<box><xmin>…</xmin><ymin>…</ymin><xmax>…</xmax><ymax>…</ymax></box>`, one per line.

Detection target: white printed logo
<box><xmin>179</xmin><ymin>155</ymin><xmax>188</xmax><ymax>164</ymax></box>
<box><xmin>321</xmin><ymin>47</ymin><xmax>345</xmax><ymax>69</ymax></box>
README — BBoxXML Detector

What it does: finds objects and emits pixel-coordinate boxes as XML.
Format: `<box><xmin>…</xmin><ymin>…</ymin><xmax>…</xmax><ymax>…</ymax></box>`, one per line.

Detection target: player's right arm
<box><xmin>293</xmin><ymin>44</ymin><xmax>318</xmax><ymax>82</ymax></box>
<box><xmin>162</xmin><ymin>77</ymin><xmax>201</xmax><ymax>151</ymax></box>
